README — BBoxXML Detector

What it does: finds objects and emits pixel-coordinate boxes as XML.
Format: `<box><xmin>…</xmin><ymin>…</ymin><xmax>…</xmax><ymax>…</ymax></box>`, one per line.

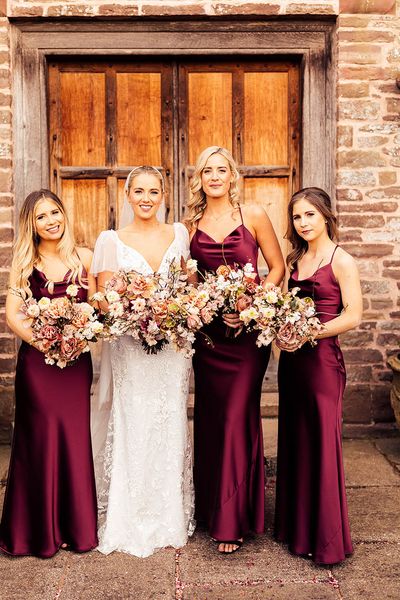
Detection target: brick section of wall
<box><xmin>0</xmin><ymin>17</ymin><xmax>14</xmax><ymax>443</ymax></box>
<box><xmin>0</xmin><ymin>0</ymin><xmax>399</xmax><ymax>436</ymax></box>
<box><xmin>337</xmin><ymin>8</ymin><xmax>400</xmax><ymax>423</ymax></box>
<box><xmin>6</xmin><ymin>0</ymin><xmax>340</xmax><ymax>18</ymax></box>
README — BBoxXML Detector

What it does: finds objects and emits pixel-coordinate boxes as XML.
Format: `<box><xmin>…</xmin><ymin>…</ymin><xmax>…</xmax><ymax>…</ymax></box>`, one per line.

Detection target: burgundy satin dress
<box><xmin>0</xmin><ymin>268</ymin><xmax>98</xmax><ymax>558</ymax></box>
<box><xmin>190</xmin><ymin>212</ymin><xmax>270</xmax><ymax>541</ymax></box>
<box><xmin>275</xmin><ymin>247</ymin><xmax>353</xmax><ymax>564</ymax></box>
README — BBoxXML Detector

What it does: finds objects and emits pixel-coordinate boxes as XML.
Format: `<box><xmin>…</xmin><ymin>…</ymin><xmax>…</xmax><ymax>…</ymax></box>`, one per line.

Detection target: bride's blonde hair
<box><xmin>12</xmin><ymin>189</ymin><xmax>85</xmax><ymax>297</ymax></box>
<box><xmin>185</xmin><ymin>146</ymin><xmax>240</xmax><ymax>231</ymax></box>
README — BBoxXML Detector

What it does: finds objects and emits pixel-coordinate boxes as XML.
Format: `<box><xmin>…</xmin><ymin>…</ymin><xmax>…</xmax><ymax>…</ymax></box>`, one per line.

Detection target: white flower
<box><xmin>66</xmin><ymin>284</ymin><xmax>79</xmax><ymax>297</ymax></box>
<box><xmin>45</xmin><ymin>357</ymin><xmax>55</xmax><ymax>365</ymax></box>
<box><xmin>56</xmin><ymin>359</ymin><xmax>67</xmax><ymax>369</ymax></box>
<box><xmin>131</xmin><ymin>298</ymin><xmax>146</xmax><ymax>312</ymax></box>
<box><xmin>260</xmin><ymin>306</ymin><xmax>276</xmax><ymax>319</ymax></box>
<box><xmin>27</xmin><ymin>304</ymin><xmax>40</xmax><ymax>318</ymax></box>
<box><xmin>38</xmin><ymin>297</ymin><xmax>51</xmax><ymax>310</ymax></box>
<box><xmin>106</xmin><ymin>290</ymin><xmax>120</xmax><ymax>303</ymax></box>
<box><xmin>186</xmin><ymin>258</ymin><xmax>198</xmax><ymax>274</ymax></box>
<box><xmin>305</xmin><ymin>306</ymin><xmax>316</xmax><ymax>318</ymax></box>
<box><xmin>90</xmin><ymin>321</ymin><xmax>104</xmax><ymax>335</ymax></box>
<box><xmin>147</xmin><ymin>320</ymin><xmax>159</xmax><ymax>334</ymax></box>
<box><xmin>287</xmin><ymin>312</ymin><xmax>301</xmax><ymax>324</ymax></box>
<box><xmin>265</xmin><ymin>290</ymin><xmax>279</xmax><ymax>304</ymax></box>
<box><xmin>91</xmin><ymin>292</ymin><xmax>104</xmax><ymax>302</ymax></box>
<box><xmin>109</xmin><ymin>302</ymin><xmax>124</xmax><ymax>317</ymax></box>
<box><xmin>243</xmin><ymin>263</ymin><xmax>254</xmax><ymax>274</ymax></box>
<box><xmin>79</xmin><ymin>302</ymin><xmax>94</xmax><ymax>316</ymax></box>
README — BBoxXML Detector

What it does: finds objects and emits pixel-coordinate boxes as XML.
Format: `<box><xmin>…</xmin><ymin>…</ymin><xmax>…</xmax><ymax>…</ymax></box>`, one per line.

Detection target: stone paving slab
<box><xmin>182</xmin><ymin>582</ymin><xmax>339</xmax><ymax>600</ymax></box>
<box><xmin>0</xmin><ymin>552</ymin><xmax>69</xmax><ymax>600</ymax></box>
<box><xmin>179</xmin><ymin>529</ymin><xmax>330</xmax><ymax>588</ymax></box>
<box><xmin>332</xmin><ymin>541</ymin><xmax>400</xmax><ymax>579</ymax></box>
<box><xmin>375</xmin><ymin>437</ymin><xmax>400</xmax><ymax>472</ymax></box>
<box><xmin>0</xmin><ymin>444</ymin><xmax>10</xmax><ymax>483</ymax></box>
<box><xmin>343</xmin><ymin>439</ymin><xmax>400</xmax><ymax>487</ymax></box>
<box><xmin>58</xmin><ymin>548</ymin><xmax>176</xmax><ymax>600</ymax></box>
<box><xmin>348</xmin><ymin>487</ymin><xmax>400</xmax><ymax>542</ymax></box>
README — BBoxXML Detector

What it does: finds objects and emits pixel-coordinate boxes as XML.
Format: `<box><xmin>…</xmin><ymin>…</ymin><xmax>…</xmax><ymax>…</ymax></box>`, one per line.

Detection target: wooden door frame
<box><xmin>11</xmin><ymin>18</ymin><xmax>336</xmax><ymax>221</ymax></box>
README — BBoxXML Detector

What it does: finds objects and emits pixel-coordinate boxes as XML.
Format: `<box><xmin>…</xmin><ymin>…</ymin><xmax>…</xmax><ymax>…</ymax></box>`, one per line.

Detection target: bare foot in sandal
<box><xmin>217</xmin><ymin>539</ymin><xmax>243</xmax><ymax>553</ymax></box>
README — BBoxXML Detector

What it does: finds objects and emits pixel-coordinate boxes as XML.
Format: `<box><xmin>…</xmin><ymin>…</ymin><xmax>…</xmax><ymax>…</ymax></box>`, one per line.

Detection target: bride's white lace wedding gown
<box><xmin>91</xmin><ymin>222</ymin><xmax>195</xmax><ymax>557</ymax></box>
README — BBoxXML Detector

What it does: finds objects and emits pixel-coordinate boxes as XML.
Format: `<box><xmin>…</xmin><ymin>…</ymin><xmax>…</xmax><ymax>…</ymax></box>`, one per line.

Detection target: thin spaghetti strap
<box><xmin>238</xmin><ymin>204</ymin><xmax>244</xmax><ymax>225</ymax></box>
<box><xmin>329</xmin><ymin>244</ymin><xmax>339</xmax><ymax>264</ymax></box>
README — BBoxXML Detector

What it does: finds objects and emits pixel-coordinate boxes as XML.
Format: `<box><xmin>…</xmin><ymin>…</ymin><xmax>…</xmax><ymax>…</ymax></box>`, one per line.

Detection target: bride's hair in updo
<box><xmin>185</xmin><ymin>146</ymin><xmax>240</xmax><ymax>231</ymax></box>
<box><xmin>124</xmin><ymin>166</ymin><xmax>165</xmax><ymax>197</ymax></box>
<box><xmin>286</xmin><ymin>187</ymin><xmax>338</xmax><ymax>271</ymax></box>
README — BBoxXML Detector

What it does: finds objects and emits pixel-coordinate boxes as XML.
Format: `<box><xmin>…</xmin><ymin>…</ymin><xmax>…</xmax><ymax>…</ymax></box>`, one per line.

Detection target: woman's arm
<box><xmin>77</xmin><ymin>247</ymin><xmax>97</xmax><ymax>302</ymax></box>
<box><xmin>317</xmin><ymin>249</ymin><xmax>363</xmax><ymax>339</ymax></box>
<box><xmin>97</xmin><ymin>270</ymin><xmax>115</xmax><ymax>313</ymax></box>
<box><xmin>244</xmin><ymin>205</ymin><xmax>285</xmax><ymax>287</ymax></box>
<box><xmin>6</xmin><ymin>269</ymin><xmax>35</xmax><ymax>344</ymax></box>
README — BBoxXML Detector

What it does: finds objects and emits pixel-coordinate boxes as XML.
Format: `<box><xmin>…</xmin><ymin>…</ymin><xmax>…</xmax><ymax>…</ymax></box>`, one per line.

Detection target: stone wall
<box><xmin>0</xmin><ymin>0</ymin><xmax>399</xmax><ymax>440</ymax></box>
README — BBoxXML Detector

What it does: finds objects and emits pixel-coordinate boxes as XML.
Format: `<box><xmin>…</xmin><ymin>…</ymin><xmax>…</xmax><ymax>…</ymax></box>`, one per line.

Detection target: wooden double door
<box><xmin>48</xmin><ymin>57</ymin><xmax>301</xmax><ymax>256</ymax></box>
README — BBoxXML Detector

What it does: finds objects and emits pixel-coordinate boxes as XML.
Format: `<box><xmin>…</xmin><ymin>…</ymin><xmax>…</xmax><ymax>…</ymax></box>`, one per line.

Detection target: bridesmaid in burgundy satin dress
<box><xmin>0</xmin><ymin>190</ymin><xmax>98</xmax><ymax>558</ymax></box>
<box><xmin>274</xmin><ymin>187</ymin><xmax>363</xmax><ymax>564</ymax></box>
<box><xmin>187</xmin><ymin>147</ymin><xmax>285</xmax><ymax>553</ymax></box>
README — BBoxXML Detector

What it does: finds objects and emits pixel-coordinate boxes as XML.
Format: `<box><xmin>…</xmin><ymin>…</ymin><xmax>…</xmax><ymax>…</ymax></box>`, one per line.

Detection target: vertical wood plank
<box><xmin>244</xmin><ymin>71</ymin><xmax>288</xmax><ymax>166</ymax></box>
<box><xmin>187</xmin><ymin>71</ymin><xmax>233</xmax><ymax>164</ymax></box>
<box><xmin>62</xmin><ymin>179</ymin><xmax>108</xmax><ymax>248</ymax></box>
<box><xmin>116</xmin><ymin>72</ymin><xmax>161</xmax><ymax>166</ymax></box>
<box><xmin>60</xmin><ymin>72</ymin><xmax>106</xmax><ymax>167</ymax></box>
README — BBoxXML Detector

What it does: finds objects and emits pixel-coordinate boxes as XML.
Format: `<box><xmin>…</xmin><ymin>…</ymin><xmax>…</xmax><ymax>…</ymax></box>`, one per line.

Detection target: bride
<box><xmin>91</xmin><ymin>166</ymin><xmax>195</xmax><ymax>557</ymax></box>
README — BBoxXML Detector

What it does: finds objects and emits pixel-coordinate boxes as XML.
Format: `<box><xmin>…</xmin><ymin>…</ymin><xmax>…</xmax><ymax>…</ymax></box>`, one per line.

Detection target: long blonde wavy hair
<box><xmin>12</xmin><ymin>189</ymin><xmax>86</xmax><ymax>297</ymax></box>
<box><xmin>185</xmin><ymin>146</ymin><xmax>240</xmax><ymax>231</ymax></box>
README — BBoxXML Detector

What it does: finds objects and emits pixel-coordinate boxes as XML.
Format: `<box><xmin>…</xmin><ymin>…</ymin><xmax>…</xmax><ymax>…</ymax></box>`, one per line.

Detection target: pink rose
<box><xmin>275</xmin><ymin>322</ymin><xmax>300</xmax><ymax>352</ymax></box>
<box><xmin>60</xmin><ymin>337</ymin><xmax>82</xmax><ymax>360</ymax></box>
<box><xmin>40</xmin><ymin>324</ymin><xmax>61</xmax><ymax>343</ymax></box>
<box><xmin>187</xmin><ymin>314</ymin><xmax>202</xmax><ymax>330</ymax></box>
<box><xmin>200</xmin><ymin>307</ymin><xmax>213</xmax><ymax>324</ymax></box>
<box><xmin>127</xmin><ymin>274</ymin><xmax>155</xmax><ymax>298</ymax></box>
<box><xmin>236</xmin><ymin>293</ymin><xmax>252</xmax><ymax>312</ymax></box>
<box><xmin>107</xmin><ymin>274</ymin><xmax>127</xmax><ymax>295</ymax></box>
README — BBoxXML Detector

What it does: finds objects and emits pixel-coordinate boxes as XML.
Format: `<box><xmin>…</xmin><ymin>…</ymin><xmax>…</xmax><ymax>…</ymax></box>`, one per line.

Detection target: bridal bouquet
<box><xmin>98</xmin><ymin>259</ymin><xmax>222</xmax><ymax>357</ymax></box>
<box><xmin>239</xmin><ymin>285</ymin><xmax>324</xmax><ymax>351</ymax></box>
<box><xmin>199</xmin><ymin>262</ymin><xmax>259</xmax><ymax>336</ymax></box>
<box><xmin>18</xmin><ymin>285</ymin><xmax>104</xmax><ymax>368</ymax></box>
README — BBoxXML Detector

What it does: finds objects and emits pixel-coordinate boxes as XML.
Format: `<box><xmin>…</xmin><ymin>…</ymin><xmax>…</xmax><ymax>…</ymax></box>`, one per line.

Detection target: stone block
<box><xmin>346</xmin><ymin>365</ymin><xmax>372</xmax><ymax>383</ymax></box>
<box><xmin>343</xmin><ymin>384</ymin><xmax>372</xmax><ymax>423</ymax></box>
<box><xmin>338</xmin><ymin>202</ymin><xmax>397</xmax><ymax>213</ymax></box>
<box><xmin>339</xmin><ymin>0</ymin><xmax>396</xmax><ymax>14</ymax></box>
<box><xmin>339</xmin><ymin>331</ymin><xmax>373</xmax><ymax>347</ymax></box>
<box><xmin>98</xmin><ymin>4</ymin><xmax>139</xmax><ymax>16</ymax></box>
<box><xmin>382</xmin><ymin>268</ymin><xmax>400</xmax><ymax>279</ymax></box>
<box><xmin>339</xmin><ymin>214</ymin><xmax>385</xmax><ymax>227</ymax></box>
<box><xmin>379</xmin><ymin>172</ymin><xmax>397</xmax><ymax>186</ymax></box>
<box><xmin>339</xmin><ymin>43</ymin><xmax>381</xmax><ymax>65</ymax></box>
<box><xmin>371</xmin><ymin>384</ymin><xmax>394</xmax><ymax>422</ymax></box>
<box><xmin>339</xmin><ymin>66</ymin><xmax>396</xmax><ymax>81</ymax></box>
<box><xmin>348</xmin><ymin>487</ymin><xmax>400</xmax><ymax>542</ymax></box>
<box><xmin>340</xmin><ymin>243</ymin><xmax>393</xmax><ymax>258</ymax></box>
<box><xmin>343</xmin><ymin>439</ymin><xmax>400</xmax><ymax>487</ymax></box>
<box><xmin>337</xmin><ymin>125</ymin><xmax>353</xmax><ymax>147</ymax></box>
<box><xmin>358</xmin><ymin>135</ymin><xmax>389</xmax><ymax>148</ymax></box>
<box><xmin>361</xmin><ymin>280</ymin><xmax>390</xmax><ymax>295</ymax></box>
<box><xmin>286</xmin><ymin>3</ymin><xmax>337</xmax><ymax>14</ymax></box>
<box><xmin>142</xmin><ymin>3</ymin><xmax>205</xmax><ymax>16</ymax></box>
<box><xmin>213</xmin><ymin>3</ymin><xmax>280</xmax><ymax>15</ymax></box>
<box><xmin>338</xmin><ymin>30</ymin><xmax>395</xmax><ymax>43</ymax></box>
<box><xmin>337</xmin><ymin>171</ymin><xmax>376</xmax><ymax>187</ymax></box>
<box><xmin>387</xmin><ymin>98</ymin><xmax>400</xmax><ymax>114</ymax></box>
<box><xmin>336</xmin><ymin>188</ymin><xmax>362</xmax><ymax>201</ymax></box>
<box><xmin>338</xmin><ymin>101</ymin><xmax>380</xmax><ymax>121</ymax></box>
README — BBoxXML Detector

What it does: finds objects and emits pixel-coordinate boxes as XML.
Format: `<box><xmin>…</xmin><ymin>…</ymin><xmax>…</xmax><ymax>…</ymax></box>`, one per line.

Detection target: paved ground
<box><xmin>1</xmin><ymin>434</ymin><xmax>400</xmax><ymax>600</ymax></box>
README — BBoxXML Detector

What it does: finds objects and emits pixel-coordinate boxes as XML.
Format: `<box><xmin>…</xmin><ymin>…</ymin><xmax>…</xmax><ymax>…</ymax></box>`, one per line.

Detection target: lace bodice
<box><xmin>91</xmin><ymin>222</ymin><xmax>190</xmax><ymax>276</ymax></box>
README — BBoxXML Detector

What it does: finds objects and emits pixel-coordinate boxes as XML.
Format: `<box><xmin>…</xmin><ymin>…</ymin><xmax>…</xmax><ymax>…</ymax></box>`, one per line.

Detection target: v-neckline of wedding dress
<box><xmin>112</xmin><ymin>223</ymin><xmax>178</xmax><ymax>274</ymax></box>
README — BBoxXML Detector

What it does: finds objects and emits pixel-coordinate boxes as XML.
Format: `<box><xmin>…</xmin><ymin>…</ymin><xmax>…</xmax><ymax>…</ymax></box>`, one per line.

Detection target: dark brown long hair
<box><xmin>285</xmin><ymin>187</ymin><xmax>338</xmax><ymax>271</ymax></box>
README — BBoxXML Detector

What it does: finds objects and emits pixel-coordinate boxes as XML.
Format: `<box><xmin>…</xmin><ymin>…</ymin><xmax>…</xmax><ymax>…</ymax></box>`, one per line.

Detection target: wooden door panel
<box><xmin>60</xmin><ymin>72</ymin><xmax>106</xmax><ymax>167</ymax></box>
<box><xmin>187</xmin><ymin>72</ymin><xmax>233</xmax><ymax>163</ymax></box>
<box><xmin>116</xmin><ymin>72</ymin><xmax>162</xmax><ymax>166</ymax></box>
<box><xmin>62</xmin><ymin>179</ymin><xmax>108</xmax><ymax>248</ymax></box>
<box><xmin>243</xmin><ymin>72</ymin><xmax>289</xmax><ymax>166</ymax></box>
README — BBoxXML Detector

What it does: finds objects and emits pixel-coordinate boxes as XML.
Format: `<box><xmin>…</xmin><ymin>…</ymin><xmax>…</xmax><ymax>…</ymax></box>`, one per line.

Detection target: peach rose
<box><xmin>107</xmin><ymin>274</ymin><xmax>127</xmax><ymax>295</ymax></box>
